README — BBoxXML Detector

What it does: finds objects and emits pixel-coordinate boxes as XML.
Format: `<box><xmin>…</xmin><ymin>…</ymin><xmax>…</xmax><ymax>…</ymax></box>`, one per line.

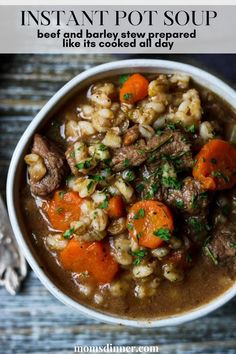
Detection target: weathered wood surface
<box><xmin>0</xmin><ymin>54</ymin><xmax>236</xmax><ymax>354</ymax></box>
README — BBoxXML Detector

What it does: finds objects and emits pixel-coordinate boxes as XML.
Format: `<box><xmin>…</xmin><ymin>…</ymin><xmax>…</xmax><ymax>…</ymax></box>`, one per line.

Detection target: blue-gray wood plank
<box><xmin>0</xmin><ymin>54</ymin><xmax>235</xmax><ymax>354</ymax></box>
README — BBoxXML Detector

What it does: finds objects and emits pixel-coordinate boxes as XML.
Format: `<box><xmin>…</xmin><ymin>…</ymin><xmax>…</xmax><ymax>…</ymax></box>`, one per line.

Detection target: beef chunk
<box><xmin>111</xmin><ymin>139</ymin><xmax>147</xmax><ymax>172</ymax></box>
<box><xmin>164</xmin><ymin>177</ymin><xmax>209</xmax><ymax>215</ymax></box>
<box><xmin>112</xmin><ymin>129</ymin><xmax>193</xmax><ymax>172</ymax></box>
<box><xmin>29</xmin><ymin>134</ymin><xmax>67</xmax><ymax>196</ymax></box>
<box><xmin>206</xmin><ymin>227</ymin><xmax>236</xmax><ymax>271</ymax></box>
<box><xmin>146</xmin><ymin>131</ymin><xmax>193</xmax><ymax>171</ymax></box>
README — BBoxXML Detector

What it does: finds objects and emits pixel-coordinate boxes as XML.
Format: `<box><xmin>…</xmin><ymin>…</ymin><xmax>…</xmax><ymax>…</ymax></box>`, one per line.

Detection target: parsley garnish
<box><xmin>98</xmin><ymin>197</ymin><xmax>108</xmax><ymax>209</ymax></box>
<box><xmin>230</xmin><ymin>242</ymin><xmax>236</xmax><ymax>249</ymax></box>
<box><xmin>122</xmin><ymin>170</ymin><xmax>135</xmax><ymax>182</ymax></box>
<box><xmin>212</xmin><ymin>171</ymin><xmax>230</xmax><ymax>183</ymax></box>
<box><xmin>99</xmin><ymin>144</ymin><xmax>108</xmax><ymax>151</ymax></box>
<box><xmin>119</xmin><ymin>74</ymin><xmax>130</xmax><ymax>85</ymax></box>
<box><xmin>133</xmin><ymin>208</ymin><xmax>145</xmax><ymax>219</ymax></box>
<box><xmin>136</xmin><ymin>183</ymin><xmax>145</xmax><ymax>193</ymax></box>
<box><xmin>188</xmin><ymin>217</ymin><xmax>202</xmax><ymax>233</ymax></box>
<box><xmin>123</xmin><ymin>93</ymin><xmax>133</xmax><ymax>101</ymax></box>
<box><xmin>58</xmin><ymin>191</ymin><xmax>65</xmax><ymax>199</ymax></box>
<box><xmin>156</xmin><ymin>128</ymin><xmax>163</xmax><ymax>136</ymax></box>
<box><xmin>175</xmin><ymin>199</ymin><xmax>184</xmax><ymax>208</ymax></box>
<box><xmin>144</xmin><ymin>183</ymin><xmax>159</xmax><ymax>200</ymax></box>
<box><xmin>103</xmin><ymin>158</ymin><xmax>112</xmax><ymax>166</ymax></box>
<box><xmin>191</xmin><ymin>194</ymin><xmax>198</xmax><ymax>209</ymax></box>
<box><xmin>211</xmin><ymin>158</ymin><xmax>217</xmax><ymax>164</ymax></box>
<box><xmin>75</xmin><ymin>159</ymin><xmax>92</xmax><ymax>170</ymax></box>
<box><xmin>204</xmin><ymin>245</ymin><xmax>218</xmax><ymax>265</ymax></box>
<box><xmin>70</xmin><ymin>151</ymin><xmax>75</xmax><ymax>158</ymax></box>
<box><xmin>137</xmin><ymin>232</ymin><xmax>143</xmax><ymax>240</ymax></box>
<box><xmin>199</xmin><ymin>192</ymin><xmax>208</xmax><ymax>199</ymax></box>
<box><xmin>56</xmin><ymin>207</ymin><xmax>63</xmax><ymax>214</ymax></box>
<box><xmin>132</xmin><ymin>250</ymin><xmax>148</xmax><ymax>265</ymax></box>
<box><xmin>87</xmin><ymin>180</ymin><xmax>95</xmax><ymax>191</ymax></box>
<box><xmin>123</xmin><ymin>158</ymin><xmax>130</xmax><ymax>167</ymax></box>
<box><xmin>127</xmin><ymin>223</ymin><xmax>134</xmax><ymax>231</ymax></box>
<box><xmin>187</xmin><ymin>124</ymin><xmax>195</xmax><ymax>133</ymax></box>
<box><xmin>167</xmin><ymin>123</ymin><xmax>177</xmax><ymax>130</ymax></box>
<box><xmin>63</xmin><ymin>228</ymin><xmax>75</xmax><ymax>239</ymax></box>
<box><xmin>162</xmin><ymin>177</ymin><xmax>182</xmax><ymax>190</ymax></box>
<box><xmin>153</xmin><ymin>228</ymin><xmax>171</xmax><ymax>241</ymax></box>
<box><xmin>90</xmin><ymin>175</ymin><xmax>105</xmax><ymax>182</ymax></box>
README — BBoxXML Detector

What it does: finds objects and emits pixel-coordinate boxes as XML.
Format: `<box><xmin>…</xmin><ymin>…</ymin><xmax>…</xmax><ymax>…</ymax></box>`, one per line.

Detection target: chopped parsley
<box><xmin>99</xmin><ymin>144</ymin><xmax>108</xmax><ymax>151</ymax></box>
<box><xmin>186</xmin><ymin>124</ymin><xmax>195</xmax><ymax>133</ymax></box>
<box><xmin>133</xmin><ymin>208</ymin><xmax>145</xmax><ymax>219</ymax></box>
<box><xmin>144</xmin><ymin>183</ymin><xmax>159</xmax><ymax>200</ymax></box>
<box><xmin>137</xmin><ymin>149</ymin><xmax>146</xmax><ymax>155</ymax></box>
<box><xmin>162</xmin><ymin>176</ymin><xmax>182</xmax><ymax>190</ymax></box>
<box><xmin>123</xmin><ymin>158</ymin><xmax>130</xmax><ymax>167</ymax></box>
<box><xmin>153</xmin><ymin>228</ymin><xmax>171</xmax><ymax>241</ymax></box>
<box><xmin>188</xmin><ymin>217</ymin><xmax>203</xmax><ymax>233</ymax></box>
<box><xmin>63</xmin><ymin>227</ymin><xmax>75</xmax><ymax>239</ymax></box>
<box><xmin>167</xmin><ymin>123</ymin><xmax>177</xmax><ymax>130</ymax></box>
<box><xmin>90</xmin><ymin>175</ymin><xmax>105</xmax><ymax>182</ymax></box>
<box><xmin>136</xmin><ymin>183</ymin><xmax>145</xmax><ymax>193</ymax></box>
<box><xmin>230</xmin><ymin>242</ymin><xmax>236</xmax><ymax>249</ymax></box>
<box><xmin>98</xmin><ymin>197</ymin><xmax>109</xmax><ymax>209</ymax></box>
<box><xmin>122</xmin><ymin>170</ymin><xmax>136</xmax><ymax>182</ymax></box>
<box><xmin>191</xmin><ymin>194</ymin><xmax>198</xmax><ymax>209</ymax></box>
<box><xmin>127</xmin><ymin>223</ymin><xmax>134</xmax><ymax>231</ymax></box>
<box><xmin>56</xmin><ymin>207</ymin><xmax>63</xmax><ymax>214</ymax></box>
<box><xmin>103</xmin><ymin>158</ymin><xmax>112</xmax><ymax>166</ymax></box>
<box><xmin>137</xmin><ymin>232</ymin><xmax>142</xmax><ymax>239</ymax></box>
<box><xmin>70</xmin><ymin>151</ymin><xmax>75</xmax><ymax>158</ymax></box>
<box><xmin>156</xmin><ymin>128</ymin><xmax>163</xmax><ymax>136</ymax></box>
<box><xmin>75</xmin><ymin>159</ymin><xmax>92</xmax><ymax>170</ymax></box>
<box><xmin>119</xmin><ymin>74</ymin><xmax>130</xmax><ymax>85</ymax></box>
<box><xmin>175</xmin><ymin>199</ymin><xmax>184</xmax><ymax>208</ymax></box>
<box><xmin>211</xmin><ymin>158</ymin><xmax>217</xmax><ymax>164</ymax></box>
<box><xmin>204</xmin><ymin>245</ymin><xmax>218</xmax><ymax>265</ymax></box>
<box><xmin>212</xmin><ymin>171</ymin><xmax>230</xmax><ymax>183</ymax></box>
<box><xmin>58</xmin><ymin>191</ymin><xmax>66</xmax><ymax>199</ymax></box>
<box><xmin>87</xmin><ymin>180</ymin><xmax>95</xmax><ymax>191</ymax></box>
<box><xmin>123</xmin><ymin>93</ymin><xmax>133</xmax><ymax>101</ymax></box>
<box><xmin>199</xmin><ymin>192</ymin><xmax>208</xmax><ymax>199</ymax></box>
<box><xmin>132</xmin><ymin>250</ymin><xmax>148</xmax><ymax>265</ymax></box>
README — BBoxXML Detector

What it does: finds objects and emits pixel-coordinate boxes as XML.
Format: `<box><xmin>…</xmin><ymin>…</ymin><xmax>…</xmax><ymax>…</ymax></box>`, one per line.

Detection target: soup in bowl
<box><xmin>7</xmin><ymin>60</ymin><xmax>236</xmax><ymax>327</ymax></box>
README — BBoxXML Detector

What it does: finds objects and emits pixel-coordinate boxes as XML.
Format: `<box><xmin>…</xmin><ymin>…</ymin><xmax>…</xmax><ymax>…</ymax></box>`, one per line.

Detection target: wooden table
<box><xmin>0</xmin><ymin>54</ymin><xmax>235</xmax><ymax>354</ymax></box>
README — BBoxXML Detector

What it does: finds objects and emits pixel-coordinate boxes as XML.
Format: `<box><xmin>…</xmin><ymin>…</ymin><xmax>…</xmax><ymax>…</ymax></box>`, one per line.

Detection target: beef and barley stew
<box><xmin>22</xmin><ymin>72</ymin><xmax>236</xmax><ymax>318</ymax></box>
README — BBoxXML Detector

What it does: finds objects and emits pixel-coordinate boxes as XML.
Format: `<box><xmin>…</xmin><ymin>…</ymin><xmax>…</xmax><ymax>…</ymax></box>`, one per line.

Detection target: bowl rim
<box><xmin>6</xmin><ymin>59</ymin><xmax>236</xmax><ymax>328</ymax></box>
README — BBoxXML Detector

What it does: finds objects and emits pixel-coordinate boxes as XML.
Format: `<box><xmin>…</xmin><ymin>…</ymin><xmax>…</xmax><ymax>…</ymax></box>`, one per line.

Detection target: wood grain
<box><xmin>0</xmin><ymin>54</ymin><xmax>236</xmax><ymax>354</ymax></box>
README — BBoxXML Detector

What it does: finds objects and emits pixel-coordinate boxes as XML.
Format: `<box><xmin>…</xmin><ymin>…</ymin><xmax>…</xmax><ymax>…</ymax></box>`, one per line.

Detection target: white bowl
<box><xmin>7</xmin><ymin>59</ymin><xmax>236</xmax><ymax>327</ymax></box>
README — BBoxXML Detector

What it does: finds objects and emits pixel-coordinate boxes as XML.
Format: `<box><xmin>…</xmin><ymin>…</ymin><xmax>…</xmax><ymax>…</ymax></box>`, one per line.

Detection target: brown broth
<box><xmin>20</xmin><ymin>74</ymin><xmax>236</xmax><ymax>319</ymax></box>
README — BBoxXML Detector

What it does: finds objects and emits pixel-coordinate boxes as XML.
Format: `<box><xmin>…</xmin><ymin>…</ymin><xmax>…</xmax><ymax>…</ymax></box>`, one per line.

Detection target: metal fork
<box><xmin>0</xmin><ymin>194</ymin><xmax>27</xmax><ymax>295</ymax></box>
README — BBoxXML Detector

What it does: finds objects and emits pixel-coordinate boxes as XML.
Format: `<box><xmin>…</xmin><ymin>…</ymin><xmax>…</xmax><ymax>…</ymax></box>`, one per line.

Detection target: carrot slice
<box><xmin>60</xmin><ymin>239</ymin><xmax>119</xmax><ymax>284</ymax></box>
<box><xmin>107</xmin><ymin>196</ymin><xmax>126</xmax><ymax>218</ymax></box>
<box><xmin>127</xmin><ymin>200</ymin><xmax>174</xmax><ymax>249</ymax></box>
<box><xmin>120</xmin><ymin>73</ymin><xmax>149</xmax><ymax>104</ymax></box>
<box><xmin>46</xmin><ymin>191</ymin><xmax>83</xmax><ymax>231</ymax></box>
<box><xmin>193</xmin><ymin>139</ymin><xmax>236</xmax><ymax>190</ymax></box>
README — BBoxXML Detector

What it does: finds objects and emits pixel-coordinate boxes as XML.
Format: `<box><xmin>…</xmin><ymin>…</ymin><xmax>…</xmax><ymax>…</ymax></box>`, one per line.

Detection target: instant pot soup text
<box><xmin>22</xmin><ymin>72</ymin><xmax>236</xmax><ymax>318</ymax></box>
